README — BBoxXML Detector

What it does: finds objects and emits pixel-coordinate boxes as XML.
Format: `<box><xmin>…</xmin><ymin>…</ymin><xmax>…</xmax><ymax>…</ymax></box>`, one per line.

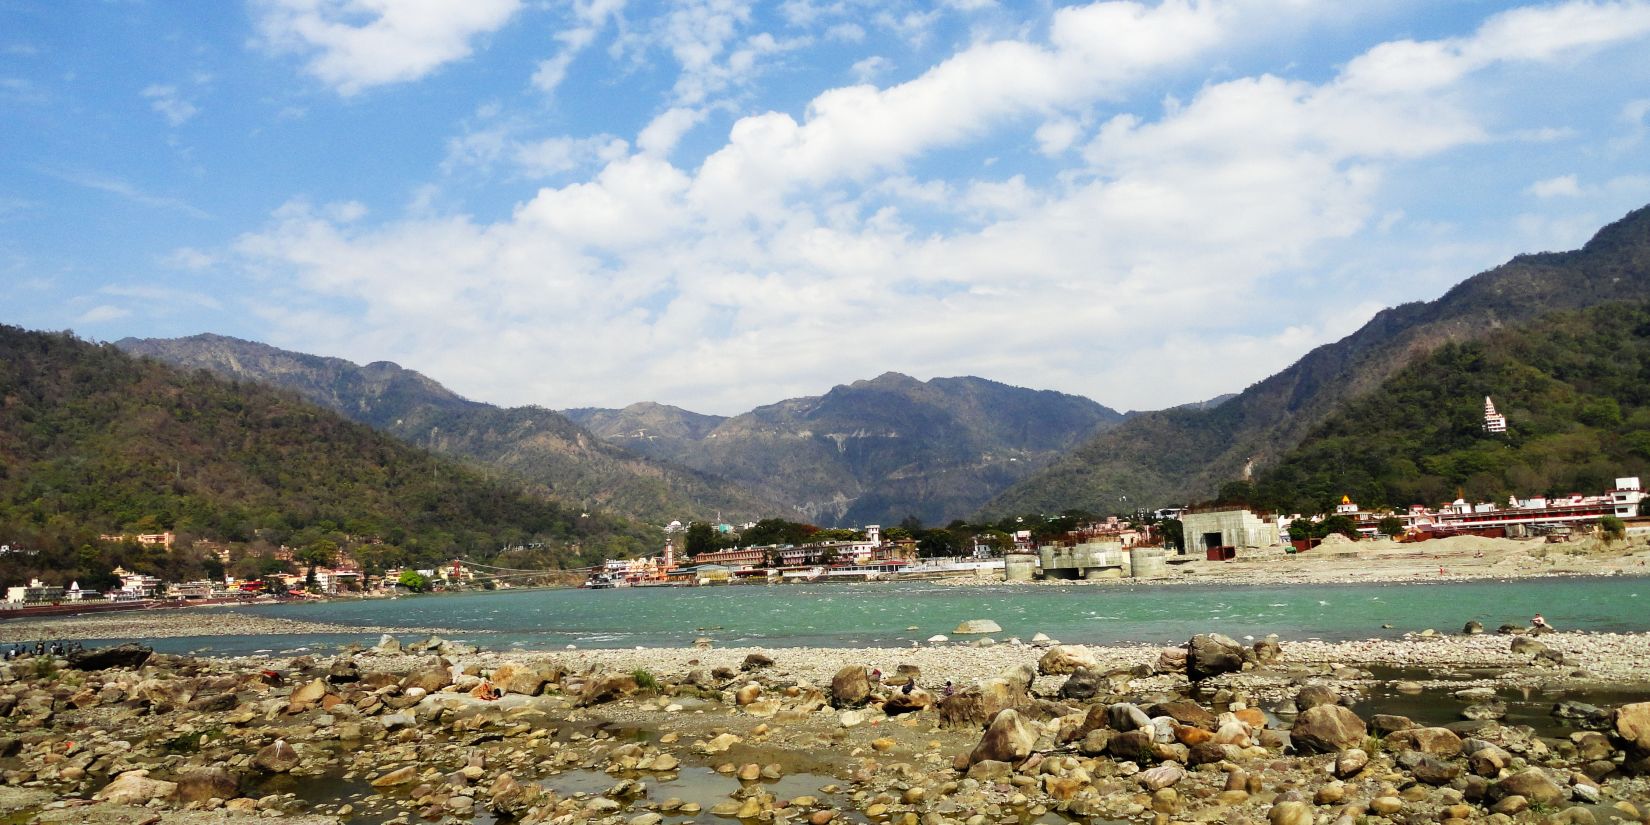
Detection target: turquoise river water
<box><xmin>132</xmin><ymin>575</ymin><xmax>1650</xmax><ymax>657</ymax></box>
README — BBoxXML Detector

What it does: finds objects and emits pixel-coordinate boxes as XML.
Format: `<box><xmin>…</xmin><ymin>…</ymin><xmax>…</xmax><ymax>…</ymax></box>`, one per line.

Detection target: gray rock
<box><xmin>1186</xmin><ymin>634</ymin><xmax>1245</xmax><ymax>681</ymax></box>
<box><xmin>1291</xmin><ymin>704</ymin><xmax>1367</xmax><ymax>754</ymax></box>
<box><xmin>1108</xmin><ymin>702</ymin><xmax>1152</xmax><ymax>732</ymax></box>
<box><xmin>67</xmin><ymin>643</ymin><xmax>152</xmax><ymax>671</ymax></box>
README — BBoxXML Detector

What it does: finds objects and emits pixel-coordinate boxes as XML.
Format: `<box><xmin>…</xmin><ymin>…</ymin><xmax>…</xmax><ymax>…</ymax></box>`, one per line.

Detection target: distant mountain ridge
<box><xmin>0</xmin><ymin>325</ymin><xmax>654</xmax><ymax>576</ymax></box>
<box><xmin>1247</xmin><ymin>300</ymin><xmax>1650</xmax><ymax>514</ymax></box>
<box><xmin>115</xmin><ymin>334</ymin><xmax>788</xmax><ymax>524</ymax></box>
<box><xmin>564</xmin><ymin>372</ymin><xmax>1125</xmax><ymax>526</ymax></box>
<box><xmin>985</xmin><ymin>202</ymin><xmax>1650</xmax><ymax>515</ymax></box>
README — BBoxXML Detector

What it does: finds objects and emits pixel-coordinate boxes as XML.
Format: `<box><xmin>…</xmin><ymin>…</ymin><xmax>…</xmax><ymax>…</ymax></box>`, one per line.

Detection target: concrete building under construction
<box><xmin>1179</xmin><ymin>508</ymin><xmax>1281</xmax><ymax>557</ymax></box>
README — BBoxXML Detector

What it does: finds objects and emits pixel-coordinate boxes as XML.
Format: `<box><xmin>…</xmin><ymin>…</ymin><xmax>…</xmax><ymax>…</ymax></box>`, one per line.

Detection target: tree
<box><xmin>741</xmin><ymin>518</ymin><xmax>815</xmax><ymax>547</ymax></box>
<box><xmin>397</xmin><ymin>569</ymin><xmax>429</xmax><ymax>592</ymax></box>
<box><xmin>1599</xmin><ymin>515</ymin><xmax>1626</xmax><ymax>543</ymax></box>
<box><xmin>296</xmin><ymin>539</ymin><xmax>337</xmax><ymax>591</ymax></box>
<box><xmin>684</xmin><ymin>521</ymin><xmax>721</xmax><ymax>556</ymax></box>
<box><xmin>916</xmin><ymin>528</ymin><xmax>961</xmax><ymax>558</ymax></box>
<box><xmin>1315</xmin><ymin>514</ymin><xmax>1359</xmax><ymax>539</ymax></box>
<box><xmin>1159</xmin><ymin>519</ymin><xmax>1183</xmax><ymax>551</ymax></box>
<box><xmin>1377</xmin><ymin>516</ymin><xmax>1404</xmax><ymax>538</ymax></box>
<box><xmin>978</xmin><ymin>530</ymin><xmax>1014</xmax><ymax>556</ymax></box>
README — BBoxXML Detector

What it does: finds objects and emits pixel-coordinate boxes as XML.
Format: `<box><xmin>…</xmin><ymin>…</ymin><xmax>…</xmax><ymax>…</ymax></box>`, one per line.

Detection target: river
<box><xmin>148</xmin><ymin>575</ymin><xmax>1650</xmax><ymax>656</ymax></box>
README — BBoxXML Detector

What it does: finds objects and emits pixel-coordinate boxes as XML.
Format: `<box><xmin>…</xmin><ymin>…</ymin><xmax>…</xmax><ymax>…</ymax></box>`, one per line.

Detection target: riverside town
<box><xmin>10</xmin><ymin>5</ymin><xmax>1650</xmax><ymax>825</ymax></box>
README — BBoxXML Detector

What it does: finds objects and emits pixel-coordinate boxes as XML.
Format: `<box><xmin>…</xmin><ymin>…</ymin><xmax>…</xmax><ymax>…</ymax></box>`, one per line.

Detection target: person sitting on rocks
<box><xmin>942</xmin><ymin>680</ymin><xmax>955</xmax><ymax>697</ymax></box>
<box><xmin>1531</xmin><ymin>613</ymin><xmax>1553</xmax><ymax>632</ymax></box>
<box><xmin>901</xmin><ymin>679</ymin><xmax>915</xmax><ymax>695</ymax></box>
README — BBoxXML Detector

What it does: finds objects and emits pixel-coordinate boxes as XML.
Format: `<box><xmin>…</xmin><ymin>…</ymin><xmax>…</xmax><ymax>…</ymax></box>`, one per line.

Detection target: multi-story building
<box><xmin>4</xmin><ymin>578</ymin><xmax>64</xmax><ymax>605</ymax></box>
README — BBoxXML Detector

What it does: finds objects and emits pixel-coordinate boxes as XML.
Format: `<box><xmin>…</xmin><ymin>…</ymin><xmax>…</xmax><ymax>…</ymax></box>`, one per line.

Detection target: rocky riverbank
<box><xmin>939</xmin><ymin>536</ymin><xmax>1650</xmax><ymax>589</ymax></box>
<box><xmin>3</xmin><ymin>625</ymin><xmax>1650</xmax><ymax>825</ymax></box>
<box><xmin>0</xmin><ymin>606</ymin><xmax>462</xmax><ymax>645</ymax></box>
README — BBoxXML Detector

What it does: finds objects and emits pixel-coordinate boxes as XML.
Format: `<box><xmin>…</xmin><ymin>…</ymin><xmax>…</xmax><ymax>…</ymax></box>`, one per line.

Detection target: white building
<box><xmin>1483</xmin><ymin>396</ymin><xmax>1508</xmax><ymax>434</ymax></box>
<box><xmin>5</xmin><ymin>578</ymin><xmax>64</xmax><ymax>605</ymax></box>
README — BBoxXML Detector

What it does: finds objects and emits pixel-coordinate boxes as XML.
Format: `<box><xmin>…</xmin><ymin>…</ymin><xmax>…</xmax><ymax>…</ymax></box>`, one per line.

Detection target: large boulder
<box><xmin>1614</xmin><ymin>702</ymin><xmax>1650</xmax><ymax>753</ymax></box>
<box><xmin>1291</xmin><ymin>704</ymin><xmax>1368</xmax><ymax>754</ymax></box>
<box><xmin>489</xmin><ymin>773</ymin><xmax>541</xmax><ymax>816</ymax></box>
<box><xmin>287</xmin><ymin>678</ymin><xmax>330</xmax><ymax>713</ymax></box>
<box><xmin>1155</xmin><ymin>647</ymin><xmax>1188</xmax><ymax>674</ymax></box>
<box><xmin>1038</xmin><ymin>645</ymin><xmax>1099</xmax><ymax>675</ymax></box>
<box><xmin>1510</xmin><ymin>636</ymin><xmax>1547</xmax><ymax>656</ymax></box>
<box><xmin>1107</xmin><ymin>703</ymin><xmax>1153</xmax><ymax>732</ymax></box>
<box><xmin>1058</xmin><ymin>668</ymin><xmax>1105</xmax><ymax>701</ymax></box>
<box><xmin>968</xmin><ymin>709</ymin><xmax>1037</xmax><ymax>765</ymax></box>
<box><xmin>491</xmin><ymin>662</ymin><xmax>550</xmax><ymax>697</ymax></box>
<box><xmin>938</xmin><ymin>676</ymin><xmax>1030</xmax><ymax>728</ymax></box>
<box><xmin>1385</xmin><ymin>727</ymin><xmax>1463</xmax><ymax>757</ymax></box>
<box><xmin>67</xmin><ymin>643</ymin><xmax>152</xmax><ymax>671</ymax></box>
<box><xmin>1186</xmin><ymin>634</ymin><xmax>1246</xmax><ymax>681</ymax></box>
<box><xmin>400</xmin><ymin>663</ymin><xmax>453</xmax><ymax>694</ymax></box>
<box><xmin>1294</xmin><ymin>684</ymin><xmax>1339</xmax><ymax>711</ymax></box>
<box><xmin>579</xmin><ymin>673</ymin><xmax>640</xmax><ymax>706</ymax></box>
<box><xmin>741</xmin><ymin>653</ymin><xmax>775</xmax><ymax>671</ymax></box>
<box><xmin>1149</xmin><ymin>699</ymin><xmax>1218</xmax><ymax>730</ymax></box>
<box><xmin>253</xmin><ymin>739</ymin><xmax>301</xmax><ymax>773</ymax></box>
<box><xmin>1106</xmin><ymin>729</ymin><xmax>1157</xmax><ymax>762</ymax></box>
<box><xmin>175</xmin><ymin>767</ymin><xmax>238</xmax><ymax>804</ymax></box>
<box><xmin>1251</xmin><ymin>637</ymin><xmax>1282</xmax><ymax>664</ymax></box>
<box><xmin>326</xmin><ymin>657</ymin><xmax>360</xmax><ymax>683</ymax></box>
<box><xmin>94</xmin><ymin>770</ymin><xmax>177</xmax><ymax>805</ymax></box>
<box><xmin>954</xmin><ymin>619</ymin><xmax>1002</xmax><ymax>635</ymax></box>
<box><xmin>883</xmin><ymin>687</ymin><xmax>933</xmax><ymax>716</ymax></box>
<box><xmin>1488</xmin><ymin>768</ymin><xmax>1564</xmax><ymax>805</ymax></box>
<box><xmin>830</xmin><ymin>666</ymin><xmax>872</xmax><ymax>708</ymax></box>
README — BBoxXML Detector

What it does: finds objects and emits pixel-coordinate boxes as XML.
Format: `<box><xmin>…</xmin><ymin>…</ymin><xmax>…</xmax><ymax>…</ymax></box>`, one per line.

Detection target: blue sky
<box><xmin>3</xmin><ymin>1</ymin><xmax>1650</xmax><ymax>415</ymax></box>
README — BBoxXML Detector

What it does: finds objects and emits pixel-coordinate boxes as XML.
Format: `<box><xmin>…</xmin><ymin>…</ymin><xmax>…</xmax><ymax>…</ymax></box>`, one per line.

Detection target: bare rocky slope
<box><xmin>565</xmin><ymin>372</ymin><xmax>1123</xmax><ymax>526</ymax></box>
<box><xmin>985</xmin><ymin>202</ymin><xmax>1650</xmax><ymax>515</ymax></box>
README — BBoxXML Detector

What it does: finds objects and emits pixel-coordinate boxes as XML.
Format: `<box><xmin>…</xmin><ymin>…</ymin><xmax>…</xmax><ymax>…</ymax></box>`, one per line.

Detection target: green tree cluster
<box><xmin>0</xmin><ymin>326</ymin><xmax>658</xmax><ymax>589</ymax></box>
<box><xmin>1243</xmin><ymin>302</ymin><xmax>1650</xmax><ymax>516</ymax></box>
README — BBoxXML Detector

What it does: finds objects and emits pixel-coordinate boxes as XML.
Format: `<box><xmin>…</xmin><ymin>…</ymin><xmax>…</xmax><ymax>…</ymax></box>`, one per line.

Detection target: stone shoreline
<box><xmin>0</xmin><ymin>606</ymin><xmax>460</xmax><ymax>644</ymax></box>
<box><xmin>3</xmin><ymin>625</ymin><xmax>1649</xmax><ymax>825</ymax></box>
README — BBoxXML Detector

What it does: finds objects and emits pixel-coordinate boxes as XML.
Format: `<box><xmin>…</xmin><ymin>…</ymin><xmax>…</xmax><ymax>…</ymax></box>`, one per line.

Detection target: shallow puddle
<box><xmin>1340</xmin><ymin>665</ymin><xmax>1650</xmax><ymax>737</ymax></box>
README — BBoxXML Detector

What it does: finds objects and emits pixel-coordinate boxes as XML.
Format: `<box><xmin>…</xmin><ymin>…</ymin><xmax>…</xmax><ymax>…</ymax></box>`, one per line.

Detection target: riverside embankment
<box><xmin>3</xmin><ymin>627</ymin><xmax>1649</xmax><ymax>825</ymax></box>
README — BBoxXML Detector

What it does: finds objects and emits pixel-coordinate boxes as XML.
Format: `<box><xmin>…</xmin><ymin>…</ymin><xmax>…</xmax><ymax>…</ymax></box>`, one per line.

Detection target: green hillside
<box><xmin>0</xmin><ymin>326</ymin><xmax>656</xmax><ymax>587</ymax></box>
<box><xmin>1241</xmin><ymin>301</ymin><xmax>1650</xmax><ymax>515</ymax></box>
<box><xmin>116</xmin><ymin>334</ymin><xmax>789</xmax><ymax>524</ymax></box>
<box><xmin>985</xmin><ymin>202</ymin><xmax>1650</xmax><ymax>515</ymax></box>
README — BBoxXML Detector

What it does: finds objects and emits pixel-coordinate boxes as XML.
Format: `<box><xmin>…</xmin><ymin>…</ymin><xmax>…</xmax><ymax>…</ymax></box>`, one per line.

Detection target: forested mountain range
<box><xmin>116</xmin><ymin>334</ymin><xmax>788</xmax><ymax>524</ymax></box>
<box><xmin>1243</xmin><ymin>301</ymin><xmax>1650</xmax><ymax>515</ymax></box>
<box><xmin>124</xmin><ymin>333</ymin><xmax>1126</xmax><ymax>527</ymax></box>
<box><xmin>565</xmin><ymin>372</ymin><xmax>1124</xmax><ymax>526</ymax></box>
<box><xmin>0</xmin><ymin>326</ymin><xmax>656</xmax><ymax>589</ymax></box>
<box><xmin>984</xmin><ymin>202</ymin><xmax>1650</xmax><ymax>515</ymax></box>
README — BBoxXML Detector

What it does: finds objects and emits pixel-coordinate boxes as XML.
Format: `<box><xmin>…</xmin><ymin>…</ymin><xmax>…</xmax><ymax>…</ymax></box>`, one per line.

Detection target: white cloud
<box><xmin>532</xmin><ymin>0</ymin><xmax>626</xmax><ymax>95</ymax></box>
<box><xmin>141</xmin><ymin>84</ymin><xmax>198</xmax><ymax>126</ymax></box>
<box><xmin>77</xmin><ymin>304</ymin><xmax>130</xmax><ymax>324</ymax></box>
<box><xmin>1034</xmin><ymin>117</ymin><xmax>1082</xmax><ymax>155</ymax></box>
<box><xmin>40</xmin><ymin>167</ymin><xmax>209</xmax><ymax>218</ymax></box>
<box><xmin>849</xmin><ymin>55</ymin><xmax>890</xmax><ymax>83</ymax></box>
<box><xmin>231</xmin><ymin>0</ymin><xmax>1650</xmax><ymax>415</ymax></box>
<box><xmin>1528</xmin><ymin>174</ymin><xmax>1582</xmax><ymax>198</ymax></box>
<box><xmin>162</xmin><ymin>247</ymin><xmax>218</xmax><ymax>270</ymax></box>
<box><xmin>637</xmin><ymin>107</ymin><xmax>705</xmax><ymax>156</ymax></box>
<box><xmin>254</xmin><ymin>0</ymin><xmax>523</xmax><ymax>95</ymax></box>
<box><xmin>444</xmin><ymin>119</ymin><xmax>624</xmax><ymax>179</ymax></box>
<box><xmin>101</xmin><ymin>284</ymin><xmax>224</xmax><ymax>310</ymax></box>
<box><xmin>826</xmin><ymin>23</ymin><xmax>865</xmax><ymax>43</ymax></box>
